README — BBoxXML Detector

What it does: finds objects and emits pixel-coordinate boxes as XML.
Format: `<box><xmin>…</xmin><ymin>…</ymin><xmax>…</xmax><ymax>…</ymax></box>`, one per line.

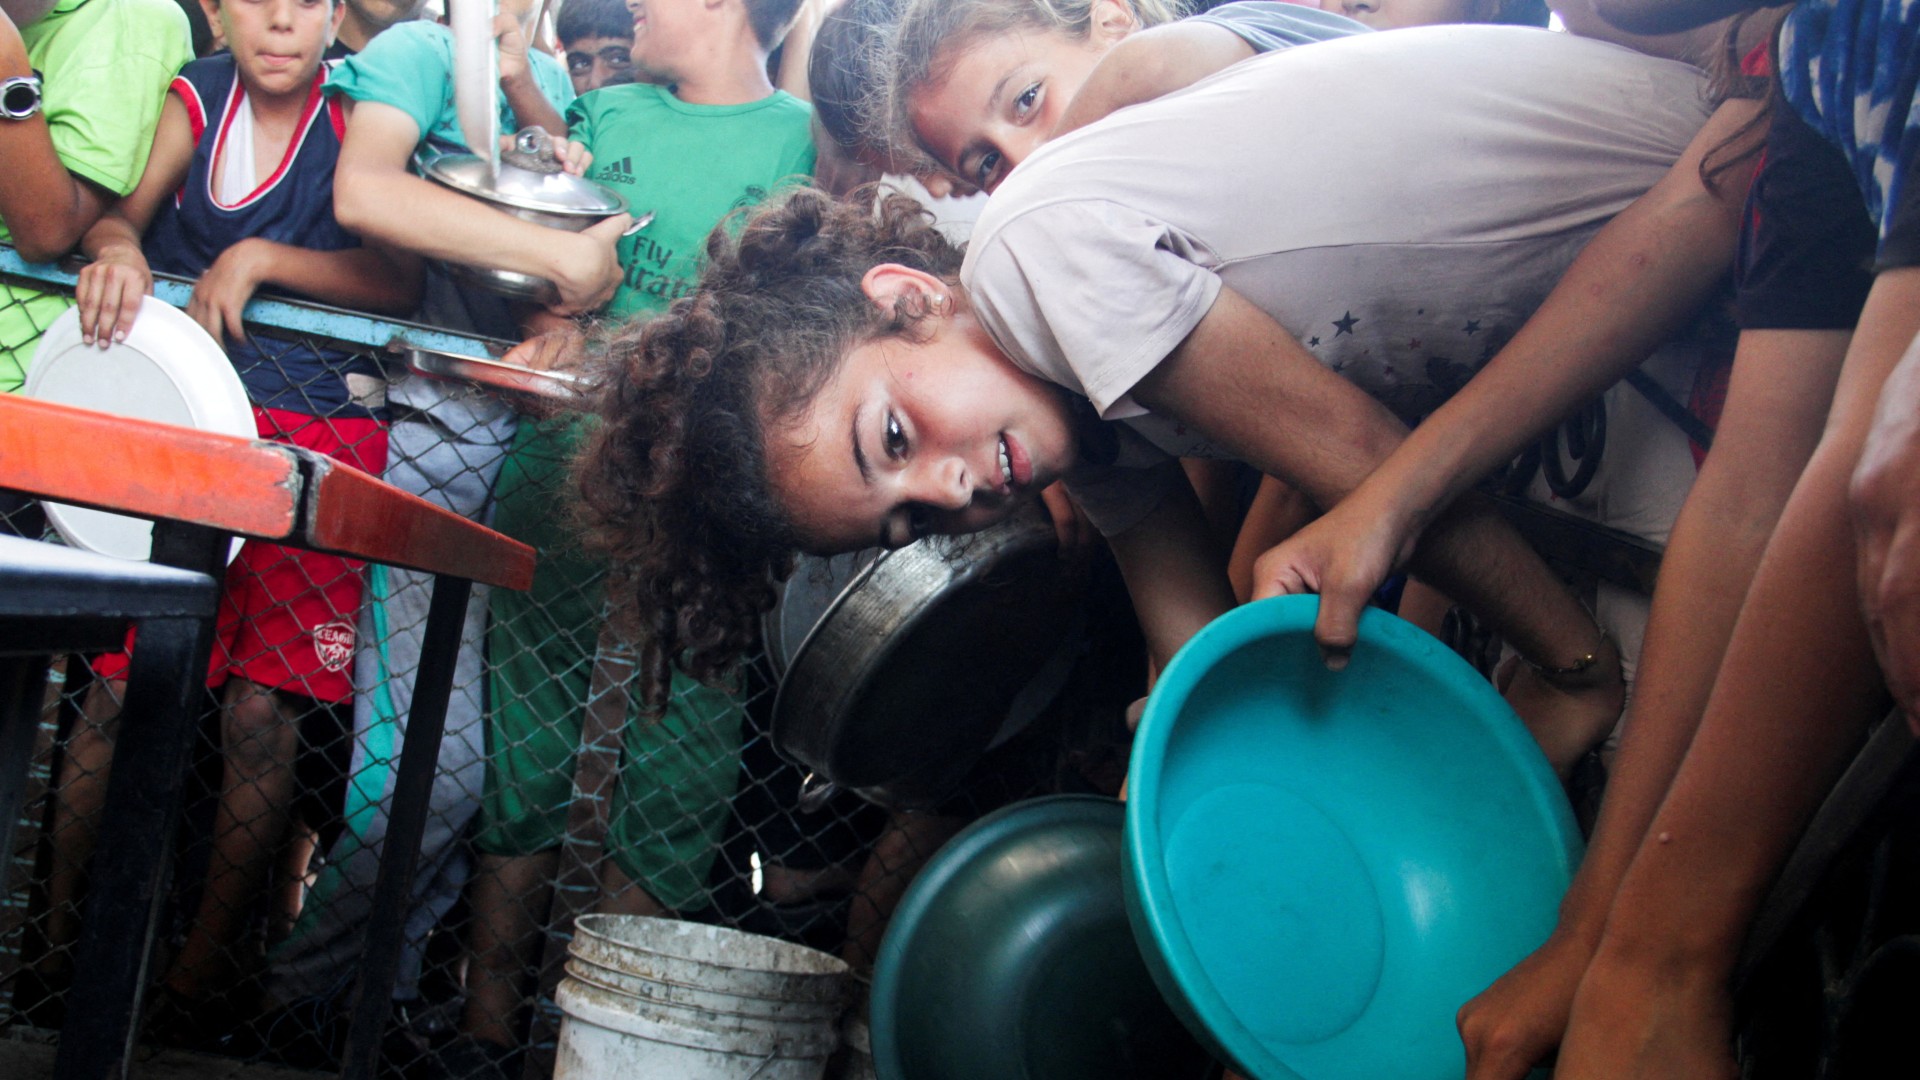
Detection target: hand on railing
<box><xmin>74</xmin><ymin>244</ymin><xmax>154</xmax><ymax>347</ymax></box>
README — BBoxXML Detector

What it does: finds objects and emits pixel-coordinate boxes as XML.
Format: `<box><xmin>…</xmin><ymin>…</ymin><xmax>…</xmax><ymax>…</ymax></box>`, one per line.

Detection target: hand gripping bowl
<box><xmin>1124</xmin><ymin>596</ymin><xmax>1584</xmax><ymax>1080</ymax></box>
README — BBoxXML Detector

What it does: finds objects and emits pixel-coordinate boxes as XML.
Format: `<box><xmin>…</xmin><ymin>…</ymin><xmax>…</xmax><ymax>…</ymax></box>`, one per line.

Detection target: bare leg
<box><xmin>1457</xmin><ymin>327</ymin><xmax>1849</xmax><ymax>1078</ymax></box>
<box><xmin>1227</xmin><ymin>476</ymin><xmax>1316</xmax><ymax>604</ymax></box>
<box><xmin>841</xmin><ymin>811</ymin><xmax>964</xmax><ymax>972</ymax></box>
<box><xmin>165</xmin><ymin>678</ymin><xmax>302</xmax><ymax>1000</ymax></box>
<box><xmin>1395</xmin><ymin>580</ymin><xmax>1453</xmax><ymax>638</ymax></box>
<box><xmin>595</xmin><ymin>858</ymin><xmax>668</xmax><ymax>917</ymax></box>
<box><xmin>41</xmin><ymin>677</ymin><xmax>126</xmax><ymax>971</ymax></box>
<box><xmin>1557</xmin><ymin>268</ymin><xmax>1920</xmax><ymax>1079</ymax></box>
<box><xmin>461</xmin><ymin>850</ymin><xmax>559</xmax><ymax>1050</ymax></box>
<box><xmin>1181</xmin><ymin>457</ymin><xmax>1248</xmax><ymax>556</ymax></box>
<box><xmin>274</xmin><ymin>818</ymin><xmax>321</xmax><ymax>941</ymax></box>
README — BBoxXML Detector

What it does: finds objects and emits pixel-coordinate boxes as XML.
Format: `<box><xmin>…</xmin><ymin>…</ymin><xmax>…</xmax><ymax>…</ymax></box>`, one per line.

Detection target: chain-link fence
<box><xmin>0</xmin><ymin>249</ymin><xmax>1152</xmax><ymax>1080</ymax></box>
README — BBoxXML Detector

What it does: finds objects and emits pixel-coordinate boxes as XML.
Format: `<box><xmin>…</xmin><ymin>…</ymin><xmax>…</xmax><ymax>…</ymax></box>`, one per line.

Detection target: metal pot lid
<box><xmin>422</xmin><ymin>152</ymin><xmax>628</xmax><ymax>216</ymax></box>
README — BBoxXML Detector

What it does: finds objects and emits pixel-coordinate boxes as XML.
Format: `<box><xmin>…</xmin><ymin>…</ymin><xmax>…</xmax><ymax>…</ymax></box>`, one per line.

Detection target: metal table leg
<box><xmin>0</xmin><ymin>657</ymin><xmax>48</xmax><ymax>891</ymax></box>
<box><xmin>54</xmin><ymin>522</ymin><xmax>229</xmax><ymax>1080</ymax></box>
<box><xmin>341</xmin><ymin>574</ymin><xmax>473</xmax><ymax>1080</ymax></box>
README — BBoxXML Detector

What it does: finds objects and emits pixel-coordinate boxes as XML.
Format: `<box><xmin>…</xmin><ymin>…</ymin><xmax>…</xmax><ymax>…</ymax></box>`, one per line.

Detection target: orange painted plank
<box><xmin>301</xmin><ymin>453</ymin><xmax>535</xmax><ymax>591</ymax></box>
<box><xmin>0</xmin><ymin>395</ymin><xmax>301</xmax><ymax>540</ymax></box>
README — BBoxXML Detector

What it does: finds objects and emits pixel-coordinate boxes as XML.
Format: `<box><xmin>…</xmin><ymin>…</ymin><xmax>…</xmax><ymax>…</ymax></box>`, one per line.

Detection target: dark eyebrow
<box><xmin>852</xmin><ymin>403</ymin><xmax>872</xmax><ymax>483</ymax></box>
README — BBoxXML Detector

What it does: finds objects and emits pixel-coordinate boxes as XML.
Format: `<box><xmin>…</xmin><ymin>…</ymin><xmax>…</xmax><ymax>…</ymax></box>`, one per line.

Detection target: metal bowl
<box><xmin>420</xmin><ymin>150</ymin><xmax>627</xmax><ymax>301</ymax></box>
<box><xmin>770</xmin><ymin>508</ymin><xmax>1087</xmax><ymax>810</ymax></box>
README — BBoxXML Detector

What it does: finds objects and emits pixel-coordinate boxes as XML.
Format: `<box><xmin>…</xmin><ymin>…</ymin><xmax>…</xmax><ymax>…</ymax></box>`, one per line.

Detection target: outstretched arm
<box><xmin>1456</xmin><ymin>326</ymin><xmax>1850</xmax><ymax>1080</ymax></box>
<box><xmin>1133</xmin><ymin>285</ymin><xmax>1612</xmax><ymax>684</ymax></box>
<box><xmin>1251</xmin><ymin>96</ymin><xmax>1761</xmax><ymax>656</ymax></box>
<box><xmin>184</xmin><ymin>240</ymin><xmax>423</xmax><ymax>344</ymax></box>
<box><xmin>332</xmin><ymin>100</ymin><xmax>628</xmax><ymax>314</ymax></box>
<box><xmin>1050</xmin><ymin>22</ymin><xmax>1255</xmax><ymax>142</ymax></box>
<box><xmin>1104</xmin><ymin>477</ymin><xmax>1239</xmax><ymax>671</ymax></box>
<box><xmin>73</xmin><ymin>93</ymin><xmax>197</xmax><ymax>345</ymax></box>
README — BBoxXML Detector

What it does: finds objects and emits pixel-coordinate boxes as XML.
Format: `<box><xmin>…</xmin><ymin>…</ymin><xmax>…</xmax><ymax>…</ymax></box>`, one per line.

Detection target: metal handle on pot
<box><xmin>797</xmin><ymin>772</ymin><xmax>839</xmax><ymax>813</ymax></box>
<box><xmin>401</xmin><ymin>346</ymin><xmax>588</xmax><ymax>404</ymax></box>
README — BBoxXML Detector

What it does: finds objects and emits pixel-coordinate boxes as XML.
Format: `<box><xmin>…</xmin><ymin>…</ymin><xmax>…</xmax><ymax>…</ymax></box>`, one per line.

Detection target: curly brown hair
<box><xmin>573</xmin><ymin>184</ymin><xmax>966</xmax><ymax>706</ymax></box>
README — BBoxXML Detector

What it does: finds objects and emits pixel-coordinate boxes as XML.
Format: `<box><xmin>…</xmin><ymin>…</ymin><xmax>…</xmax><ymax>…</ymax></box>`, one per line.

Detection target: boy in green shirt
<box><xmin>458</xmin><ymin>0</ymin><xmax>815</xmax><ymax>1068</ymax></box>
<box><xmin>0</xmin><ymin>0</ymin><xmax>192</xmax><ymax>394</ymax></box>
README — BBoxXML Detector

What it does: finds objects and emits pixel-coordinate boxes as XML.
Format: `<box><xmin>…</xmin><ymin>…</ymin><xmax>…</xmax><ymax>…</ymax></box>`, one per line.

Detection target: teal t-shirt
<box><xmin>326</xmin><ymin>20</ymin><xmax>574</xmax><ymax>158</ymax></box>
<box><xmin>566</xmin><ymin>83</ymin><xmax>815</xmax><ymax>321</ymax></box>
<box><xmin>1</xmin><ymin>0</ymin><xmax>193</xmax><ymax>392</ymax></box>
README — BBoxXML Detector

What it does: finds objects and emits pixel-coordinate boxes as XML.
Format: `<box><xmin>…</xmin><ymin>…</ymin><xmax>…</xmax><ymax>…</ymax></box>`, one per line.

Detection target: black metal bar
<box><xmin>0</xmin><ymin>657</ymin><xmax>48</xmax><ymax>886</ymax></box>
<box><xmin>55</xmin><ymin>521</ymin><xmax>228</xmax><ymax>1080</ymax></box>
<box><xmin>340</xmin><ymin>574</ymin><xmax>473</xmax><ymax>1080</ymax></box>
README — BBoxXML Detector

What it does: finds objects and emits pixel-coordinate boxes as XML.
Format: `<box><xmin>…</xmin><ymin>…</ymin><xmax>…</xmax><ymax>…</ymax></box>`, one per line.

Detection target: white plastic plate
<box><xmin>25</xmin><ymin>299</ymin><xmax>254</xmax><ymax>563</ymax></box>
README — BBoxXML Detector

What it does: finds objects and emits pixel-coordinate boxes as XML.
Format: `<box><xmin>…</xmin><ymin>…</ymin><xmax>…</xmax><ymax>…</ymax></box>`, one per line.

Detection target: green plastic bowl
<box><xmin>1125</xmin><ymin>597</ymin><xmax>1583</xmax><ymax>1080</ymax></box>
<box><xmin>871</xmin><ymin>795</ymin><xmax>1215</xmax><ymax>1080</ymax></box>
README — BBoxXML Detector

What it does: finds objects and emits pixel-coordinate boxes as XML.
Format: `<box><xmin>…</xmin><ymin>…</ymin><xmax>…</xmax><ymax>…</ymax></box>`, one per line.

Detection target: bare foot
<box><xmin>1499</xmin><ymin>634</ymin><xmax>1625</xmax><ymax>780</ymax></box>
<box><xmin>1553</xmin><ymin>942</ymin><xmax>1738</xmax><ymax>1080</ymax></box>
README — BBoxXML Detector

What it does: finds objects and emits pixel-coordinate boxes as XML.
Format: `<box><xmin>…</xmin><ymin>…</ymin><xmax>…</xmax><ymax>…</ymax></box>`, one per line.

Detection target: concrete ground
<box><xmin>0</xmin><ymin>1027</ymin><xmax>330</xmax><ymax>1080</ymax></box>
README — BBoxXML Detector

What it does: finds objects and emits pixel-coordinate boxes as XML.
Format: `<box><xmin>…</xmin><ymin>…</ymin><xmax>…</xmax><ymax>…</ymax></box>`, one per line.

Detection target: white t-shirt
<box><xmin>959</xmin><ymin>25</ymin><xmax>1711</xmax><ymax>533</ymax></box>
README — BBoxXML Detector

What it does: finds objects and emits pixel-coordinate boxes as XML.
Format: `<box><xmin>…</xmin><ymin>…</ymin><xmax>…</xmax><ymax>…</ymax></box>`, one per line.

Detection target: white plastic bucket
<box><xmin>555</xmin><ymin>916</ymin><xmax>852</xmax><ymax>1080</ymax></box>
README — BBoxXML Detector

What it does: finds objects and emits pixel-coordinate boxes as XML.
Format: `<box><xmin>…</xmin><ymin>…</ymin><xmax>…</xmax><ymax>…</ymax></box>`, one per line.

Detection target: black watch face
<box><xmin>2</xmin><ymin>80</ymin><xmax>36</xmax><ymax>117</ymax></box>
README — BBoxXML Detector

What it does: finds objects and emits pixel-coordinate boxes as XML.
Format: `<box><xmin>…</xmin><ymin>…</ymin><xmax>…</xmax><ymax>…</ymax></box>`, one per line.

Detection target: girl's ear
<box><xmin>329</xmin><ymin>0</ymin><xmax>346</xmax><ymax>46</ymax></box>
<box><xmin>860</xmin><ymin>263</ymin><xmax>950</xmax><ymax>314</ymax></box>
<box><xmin>1087</xmin><ymin>0</ymin><xmax>1142</xmax><ymax>47</ymax></box>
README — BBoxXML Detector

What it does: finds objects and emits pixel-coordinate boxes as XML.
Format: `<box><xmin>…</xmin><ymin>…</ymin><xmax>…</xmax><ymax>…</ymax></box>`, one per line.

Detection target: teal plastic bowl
<box><xmin>1124</xmin><ymin>597</ymin><xmax>1583</xmax><ymax>1080</ymax></box>
<box><xmin>871</xmin><ymin>795</ymin><xmax>1215</xmax><ymax>1080</ymax></box>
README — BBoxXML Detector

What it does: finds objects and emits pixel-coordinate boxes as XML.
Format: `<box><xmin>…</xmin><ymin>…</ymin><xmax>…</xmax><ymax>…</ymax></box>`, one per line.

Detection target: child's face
<box><xmin>907</xmin><ymin>23</ymin><xmax>1126</xmax><ymax>194</ymax></box>
<box><xmin>340</xmin><ymin>0</ymin><xmax>424</xmax><ymax>36</ymax></box>
<box><xmin>212</xmin><ymin>0</ymin><xmax>344</xmax><ymax>97</ymax></box>
<box><xmin>564</xmin><ymin>34</ymin><xmax>636</xmax><ymax>94</ymax></box>
<box><xmin>766</xmin><ymin>270</ymin><xmax>1080</xmax><ymax>553</ymax></box>
<box><xmin>624</xmin><ymin>0</ymin><xmax>706</xmax><ymax>81</ymax></box>
<box><xmin>1321</xmin><ymin>0</ymin><xmax>1496</xmax><ymax>30</ymax></box>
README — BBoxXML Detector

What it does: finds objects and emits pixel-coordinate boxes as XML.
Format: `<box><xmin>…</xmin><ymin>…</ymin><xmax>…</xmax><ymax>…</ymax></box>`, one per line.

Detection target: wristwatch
<box><xmin>1</xmin><ymin>70</ymin><xmax>43</xmax><ymax>121</ymax></box>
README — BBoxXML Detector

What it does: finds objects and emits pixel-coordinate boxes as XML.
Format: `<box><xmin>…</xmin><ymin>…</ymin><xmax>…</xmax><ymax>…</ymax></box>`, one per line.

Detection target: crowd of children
<box><xmin>2</xmin><ymin>0</ymin><xmax>1917</xmax><ymax>1077</ymax></box>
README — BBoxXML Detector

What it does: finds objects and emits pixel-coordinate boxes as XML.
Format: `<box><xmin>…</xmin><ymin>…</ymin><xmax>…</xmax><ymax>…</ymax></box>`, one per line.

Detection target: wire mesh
<box><xmin>0</xmin><ymin>252</ymin><xmax>1145</xmax><ymax>1080</ymax></box>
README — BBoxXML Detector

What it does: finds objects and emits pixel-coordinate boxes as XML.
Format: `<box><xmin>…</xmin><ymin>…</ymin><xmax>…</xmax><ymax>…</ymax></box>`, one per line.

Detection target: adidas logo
<box><xmin>601</xmin><ymin>156</ymin><xmax>636</xmax><ymax>183</ymax></box>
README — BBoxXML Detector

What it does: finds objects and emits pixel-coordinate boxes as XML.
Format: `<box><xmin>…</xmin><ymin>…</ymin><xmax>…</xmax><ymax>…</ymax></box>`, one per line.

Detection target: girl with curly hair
<box><xmin>576</xmin><ymin>21</ymin><xmax>1752</xmax><ymax>777</ymax></box>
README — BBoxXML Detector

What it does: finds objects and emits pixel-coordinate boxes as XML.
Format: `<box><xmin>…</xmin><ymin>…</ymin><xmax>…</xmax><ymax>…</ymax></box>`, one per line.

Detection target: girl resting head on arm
<box><xmin>575</xmin><ymin>186</ymin><xmax>1088</xmax><ymax>701</ymax></box>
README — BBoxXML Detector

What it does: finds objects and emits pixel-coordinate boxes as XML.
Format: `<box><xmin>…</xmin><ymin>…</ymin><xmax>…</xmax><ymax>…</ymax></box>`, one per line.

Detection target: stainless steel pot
<box><xmin>420</xmin><ymin>147</ymin><xmax>628</xmax><ymax>302</ymax></box>
<box><xmin>770</xmin><ymin>509</ymin><xmax>1087</xmax><ymax>810</ymax></box>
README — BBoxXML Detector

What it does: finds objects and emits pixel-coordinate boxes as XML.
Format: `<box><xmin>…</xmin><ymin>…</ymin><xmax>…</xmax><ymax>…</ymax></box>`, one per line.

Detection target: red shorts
<box><xmin>91</xmin><ymin>406</ymin><xmax>390</xmax><ymax>703</ymax></box>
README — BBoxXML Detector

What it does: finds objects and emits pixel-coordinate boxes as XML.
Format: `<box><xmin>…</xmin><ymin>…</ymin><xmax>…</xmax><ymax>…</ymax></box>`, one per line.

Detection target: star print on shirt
<box><xmin>1332</xmin><ymin>311</ymin><xmax>1359</xmax><ymax>336</ymax></box>
<box><xmin>1463</xmin><ymin>319</ymin><xmax>1481</xmax><ymax>336</ymax></box>
<box><xmin>1308</xmin><ymin>336</ymin><xmax>1321</xmax><ymax>347</ymax></box>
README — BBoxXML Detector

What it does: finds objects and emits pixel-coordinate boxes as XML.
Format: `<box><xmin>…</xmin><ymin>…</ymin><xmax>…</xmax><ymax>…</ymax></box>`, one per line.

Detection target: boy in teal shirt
<box><xmin>462</xmin><ymin>0</ymin><xmax>814</xmax><ymax>1064</ymax></box>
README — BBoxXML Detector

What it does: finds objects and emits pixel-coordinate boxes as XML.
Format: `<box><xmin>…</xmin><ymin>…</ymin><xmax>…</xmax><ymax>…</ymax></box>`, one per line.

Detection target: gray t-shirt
<box><xmin>959</xmin><ymin>25</ymin><xmax>1711</xmax><ymax>534</ymax></box>
<box><xmin>1191</xmin><ymin>1</ymin><xmax>1371</xmax><ymax>53</ymax></box>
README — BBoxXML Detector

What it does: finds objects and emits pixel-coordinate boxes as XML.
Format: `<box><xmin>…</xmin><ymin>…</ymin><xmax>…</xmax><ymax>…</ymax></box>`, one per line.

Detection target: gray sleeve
<box><xmin>1064</xmin><ymin>456</ymin><xmax>1190</xmax><ymax>537</ymax></box>
<box><xmin>963</xmin><ymin>201</ymin><xmax>1223</xmax><ymax>418</ymax></box>
<box><xmin>1187</xmin><ymin>2</ymin><xmax>1372</xmax><ymax>54</ymax></box>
